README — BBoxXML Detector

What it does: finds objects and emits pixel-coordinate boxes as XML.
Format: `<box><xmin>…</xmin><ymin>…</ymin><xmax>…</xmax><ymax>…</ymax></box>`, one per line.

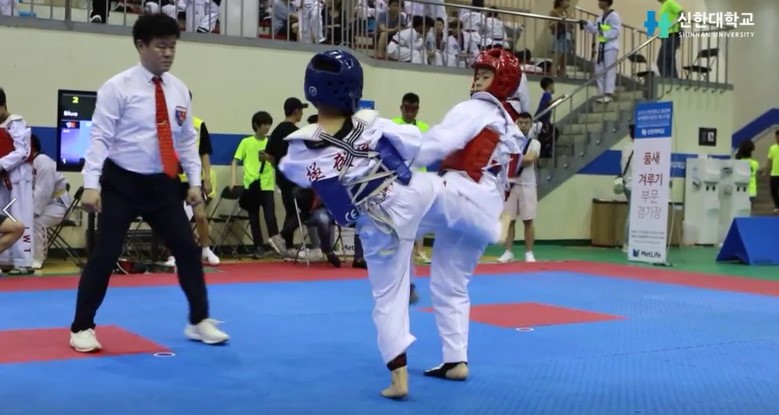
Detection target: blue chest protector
<box><xmin>311</xmin><ymin>135</ymin><xmax>413</xmax><ymax>227</ymax></box>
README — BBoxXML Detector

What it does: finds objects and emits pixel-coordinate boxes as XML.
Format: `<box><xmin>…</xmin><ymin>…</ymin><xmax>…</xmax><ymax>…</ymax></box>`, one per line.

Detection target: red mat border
<box><xmin>1</xmin><ymin>260</ymin><xmax>778</xmax><ymax>297</ymax></box>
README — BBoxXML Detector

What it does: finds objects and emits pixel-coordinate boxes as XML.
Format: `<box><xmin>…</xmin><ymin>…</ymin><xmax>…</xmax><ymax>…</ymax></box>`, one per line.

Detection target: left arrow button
<box><xmin>2</xmin><ymin>198</ymin><xmax>17</xmax><ymax>222</ymax></box>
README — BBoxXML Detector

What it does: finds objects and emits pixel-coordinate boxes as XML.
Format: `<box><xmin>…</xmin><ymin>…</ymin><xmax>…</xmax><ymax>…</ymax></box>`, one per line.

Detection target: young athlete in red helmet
<box><xmin>414</xmin><ymin>48</ymin><xmax>527</xmax><ymax>381</ymax></box>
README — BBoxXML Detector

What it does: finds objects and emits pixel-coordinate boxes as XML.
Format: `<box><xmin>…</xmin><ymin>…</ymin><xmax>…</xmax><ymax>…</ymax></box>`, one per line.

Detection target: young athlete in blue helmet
<box><xmin>278</xmin><ymin>50</ymin><xmax>443</xmax><ymax>399</ymax></box>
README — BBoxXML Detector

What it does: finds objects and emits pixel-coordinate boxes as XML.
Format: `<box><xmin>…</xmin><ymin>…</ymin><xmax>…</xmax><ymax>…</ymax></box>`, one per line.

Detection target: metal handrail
<box><xmin>534</xmin><ymin>20</ymin><xmax>732</xmax><ymax>122</ymax></box>
<box><xmin>412</xmin><ymin>0</ymin><xmax>576</xmax><ymax>23</ymax></box>
<box><xmin>574</xmin><ymin>5</ymin><xmax>649</xmax><ymax>35</ymax></box>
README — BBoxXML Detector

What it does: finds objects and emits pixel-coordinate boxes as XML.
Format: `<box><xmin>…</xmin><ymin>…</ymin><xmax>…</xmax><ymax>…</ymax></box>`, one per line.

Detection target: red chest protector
<box><xmin>0</xmin><ymin>127</ymin><xmax>34</xmax><ymax>190</ymax></box>
<box><xmin>0</xmin><ymin>127</ymin><xmax>33</xmax><ymax>162</ymax></box>
<box><xmin>438</xmin><ymin>128</ymin><xmax>501</xmax><ymax>182</ymax></box>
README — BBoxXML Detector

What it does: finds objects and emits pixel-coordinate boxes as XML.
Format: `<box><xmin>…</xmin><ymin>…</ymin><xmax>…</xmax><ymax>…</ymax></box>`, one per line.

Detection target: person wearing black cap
<box><xmin>265</xmin><ymin>97</ymin><xmax>307</xmax><ymax>256</ymax></box>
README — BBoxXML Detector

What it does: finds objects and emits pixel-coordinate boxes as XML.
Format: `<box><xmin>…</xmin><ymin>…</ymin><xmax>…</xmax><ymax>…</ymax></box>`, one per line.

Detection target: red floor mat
<box><xmin>0</xmin><ymin>325</ymin><xmax>170</xmax><ymax>364</ymax></box>
<box><xmin>421</xmin><ymin>302</ymin><xmax>624</xmax><ymax>328</ymax></box>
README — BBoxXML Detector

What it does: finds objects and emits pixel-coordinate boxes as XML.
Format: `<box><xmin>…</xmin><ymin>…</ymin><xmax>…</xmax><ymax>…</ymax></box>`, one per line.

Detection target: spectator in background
<box><xmin>298</xmin><ymin>0</ymin><xmax>325</xmax><ymax>43</ymax></box>
<box><xmin>322</xmin><ymin>0</ymin><xmax>344</xmax><ymax>45</ymax></box>
<box><xmin>425</xmin><ymin>17</ymin><xmax>446</xmax><ymax>65</ymax></box>
<box><xmin>549</xmin><ymin>0</ymin><xmax>573</xmax><ymax>77</ymax></box>
<box><xmin>386</xmin><ymin>15</ymin><xmax>428</xmax><ymax>64</ymax></box>
<box><xmin>403</xmin><ymin>0</ymin><xmax>446</xmax><ymax>25</ymax></box>
<box><xmin>231</xmin><ymin>111</ymin><xmax>279</xmax><ymax>258</ymax></box>
<box><xmin>535</xmin><ymin>77</ymin><xmax>555</xmax><ymax>124</ymax></box>
<box><xmin>375</xmin><ymin>0</ymin><xmax>403</xmax><ymax>59</ymax></box>
<box><xmin>273</xmin><ymin>0</ymin><xmax>299</xmax><ymax>40</ymax></box>
<box><xmin>535</xmin><ymin>77</ymin><xmax>561</xmax><ymax>159</ymax></box>
<box><xmin>734</xmin><ymin>140</ymin><xmax>759</xmax><ymax>206</ymax></box>
<box><xmin>166</xmin><ymin>91</ymin><xmax>220</xmax><ymax>268</ymax></box>
<box><xmin>765</xmin><ymin>130</ymin><xmax>779</xmax><ymax>213</ymax></box>
<box><xmin>293</xmin><ymin>188</ymin><xmax>341</xmax><ymax>267</ymax></box>
<box><xmin>30</xmin><ymin>135</ymin><xmax>70</xmax><ymax>269</ymax></box>
<box><xmin>580</xmin><ymin>0</ymin><xmax>621</xmax><ymax>103</ymax></box>
<box><xmin>483</xmin><ymin>7</ymin><xmax>508</xmax><ymax>49</ymax></box>
<box><xmin>458</xmin><ymin>0</ymin><xmax>484</xmax><ymax>48</ymax></box>
<box><xmin>498</xmin><ymin>112</ymin><xmax>541</xmax><ymax>263</ymax></box>
<box><xmin>442</xmin><ymin>19</ymin><xmax>480</xmax><ymax>68</ymax></box>
<box><xmin>265</xmin><ymin>98</ymin><xmax>307</xmax><ymax>257</ymax></box>
<box><xmin>656</xmin><ymin>0</ymin><xmax>684</xmax><ymax>78</ymax></box>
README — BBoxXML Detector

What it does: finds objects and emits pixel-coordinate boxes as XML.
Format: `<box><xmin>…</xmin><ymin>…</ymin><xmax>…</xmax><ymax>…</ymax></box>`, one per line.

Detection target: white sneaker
<box><xmin>32</xmin><ymin>260</ymin><xmax>43</xmax><ymax>269</ymax></box>
<box><xmin>297</xmin><ymin>248</ymin><xmax>324</xmax><ymax>261</ymax></box>
<box><xmin>164</xmin><ymin>256</ymin><xmax>176</xmax><ymax>267</ymax></box>
<box><xmin>268</xmin><ymin>235</ymin><xmax>287</xmax><ymax>256</ymax></box>
<box><xmin>70</xmin><ymin>329</ymin><xmax>102</xmax><ymax>353</ymax></box>
<box><xmin>184</xmin><ymin>319</ymin><xmax>229</xmax><ymax>345</ymax></box>
<box><xmin>497</xmin><ymin>251</ymin><xmax>514</xmax><ymax>263</ymax></box>
<box><xmin>201</xmin><ymin>247</ymin><xmax>220</xmax><ymax>265</ymax></box>
<box><xmin>524</xmin><ymin>251</ymin><xmax>536</xmax><ymax>262</ymax></box>
<box><xmin>596</xmin><ymin>95</ymin><xmax>613</xmax><ymax>103</ymax></box>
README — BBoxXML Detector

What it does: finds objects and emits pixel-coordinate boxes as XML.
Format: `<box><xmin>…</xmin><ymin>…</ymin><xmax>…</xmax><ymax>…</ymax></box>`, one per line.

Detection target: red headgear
<box><xmin>471</xmin><ymin>48</ymin><xmax>521</xmax><ymax>102</ymax></box>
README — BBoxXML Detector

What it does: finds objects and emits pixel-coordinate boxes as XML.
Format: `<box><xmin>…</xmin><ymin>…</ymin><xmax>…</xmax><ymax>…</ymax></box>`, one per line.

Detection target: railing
<box><xmin>575</xmin><ymin>5</ymin><xmax>732</xmax><ymax>90</ymax></box>
<box><xmin>3</xmin><ymin>0</ymin><xmax>732</xmax><ymax>91</ymax></box>
<box><xmin>533</xmin><ymin>22</ymin><xmax>733</xmax><ymax>184</ymax></box>
<box><xmin>0</xmin><ymin>0</ymin><xmax>604</xmax><ymax>79</ymax></box>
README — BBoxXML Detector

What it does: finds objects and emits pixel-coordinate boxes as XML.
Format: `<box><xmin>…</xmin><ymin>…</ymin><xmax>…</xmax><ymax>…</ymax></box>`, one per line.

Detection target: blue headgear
<box><xmin>304</xmin><ymin>50</ymin><xmax>363</xmax><ymax>115</ymax></box>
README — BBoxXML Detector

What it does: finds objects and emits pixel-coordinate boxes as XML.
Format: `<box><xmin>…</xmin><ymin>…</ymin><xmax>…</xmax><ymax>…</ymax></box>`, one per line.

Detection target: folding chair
<box><xmin>208</xmin><ymin>186</ymin><xmax>253</xmax><ymax>257</ymax></box>
<box><xmin>292</xmin><ymin>196</ymin><xmax>314</xmax><ymax>266</ymax></box>
<box><xmin>47</xmin><ymin>186</ymin><xmax>84</xmax><ymax>267</ymax></box>
<box><xmin>682</xmin><ymin>47</ymin><xmax>719</xmax><ymax>81</ymax></box>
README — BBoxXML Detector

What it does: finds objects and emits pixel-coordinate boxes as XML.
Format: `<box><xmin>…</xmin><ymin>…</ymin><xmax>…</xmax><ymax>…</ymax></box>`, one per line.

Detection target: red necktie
<box><xmin>152</xmin><ymin>76</ymin><xmax>179</xmax><ymax>178</ymax></box>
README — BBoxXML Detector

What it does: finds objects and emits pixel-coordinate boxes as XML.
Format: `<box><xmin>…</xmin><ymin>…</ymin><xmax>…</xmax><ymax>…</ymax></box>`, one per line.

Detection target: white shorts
<box><xmin>504</xmin><ymin>184</ymin><xmax>537</xmax><ymax>221</ymax></box>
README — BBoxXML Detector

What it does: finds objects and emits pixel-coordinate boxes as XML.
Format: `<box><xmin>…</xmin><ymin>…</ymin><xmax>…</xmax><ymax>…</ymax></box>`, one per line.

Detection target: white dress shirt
<box><xmin>82</xmin><ymin>64</ymin><xmax>201</xmax><ymax>190</ymax></box>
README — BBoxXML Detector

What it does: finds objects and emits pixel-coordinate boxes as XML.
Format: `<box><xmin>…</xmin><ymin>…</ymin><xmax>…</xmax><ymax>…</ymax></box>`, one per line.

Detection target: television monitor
<box><xmin>56</xmin><ymin>89</ymin><xmax>97</xmax><ymax>172</ymax></box>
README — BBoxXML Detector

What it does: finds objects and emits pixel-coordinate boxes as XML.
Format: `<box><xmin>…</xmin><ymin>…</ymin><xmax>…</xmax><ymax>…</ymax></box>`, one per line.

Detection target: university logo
<box><xmin>644</xmin><ymin>10</ymin><xmax>673</xmax><ymax>38</ymax></box>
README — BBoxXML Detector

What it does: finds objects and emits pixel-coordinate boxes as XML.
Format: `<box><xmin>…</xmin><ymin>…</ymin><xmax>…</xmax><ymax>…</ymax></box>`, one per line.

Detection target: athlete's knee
<box><xmin>0</xmin><ymin>219</ymin><xmax>25</xmax><ymax>239</ymax></box>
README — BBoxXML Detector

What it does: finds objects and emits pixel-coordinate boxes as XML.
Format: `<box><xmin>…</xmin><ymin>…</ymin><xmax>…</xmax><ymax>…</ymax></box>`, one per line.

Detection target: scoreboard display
<box><xmin>56</xmin><ymin>89</ymin><xmax>97</xmax><ymax>172</ymax></box>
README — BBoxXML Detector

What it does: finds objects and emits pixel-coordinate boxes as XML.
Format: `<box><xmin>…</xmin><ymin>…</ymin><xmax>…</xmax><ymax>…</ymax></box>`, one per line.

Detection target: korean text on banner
<box><xmin>628</xmin><ymin>101</ymin><xmax>673</xmax><ymax>264</ymax></box>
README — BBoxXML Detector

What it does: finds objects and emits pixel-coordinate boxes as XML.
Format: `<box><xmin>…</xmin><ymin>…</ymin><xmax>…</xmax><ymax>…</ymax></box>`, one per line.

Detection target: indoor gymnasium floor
<box><xmin>1</xmin><ymin>245</ymin><xmax>778</xmax><ymax>415</ymax></box>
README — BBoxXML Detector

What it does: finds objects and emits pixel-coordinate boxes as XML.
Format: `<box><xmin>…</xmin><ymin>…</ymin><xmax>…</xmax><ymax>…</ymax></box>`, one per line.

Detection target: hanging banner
<box><xmin>628</xmin><ymin>101</ymin><xmax>673</xmax><ymax>264</ymax></box>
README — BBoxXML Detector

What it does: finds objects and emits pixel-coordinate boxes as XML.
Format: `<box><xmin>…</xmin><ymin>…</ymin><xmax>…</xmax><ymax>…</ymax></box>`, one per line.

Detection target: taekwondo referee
<box><xmin>69</xmin><ymin>13</ymin><xmax>229</xmax><ymax>352</ymax></box>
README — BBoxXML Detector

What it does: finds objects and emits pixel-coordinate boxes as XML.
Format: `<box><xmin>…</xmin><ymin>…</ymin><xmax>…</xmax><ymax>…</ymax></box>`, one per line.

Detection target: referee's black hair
<box><xmin>133</xmin><ymin>13</ymin><xmax>181</xmax><ymax>45</ymax></box>
<box><xmin>0</xmin><ymin>87</ymin><xmax>6</xmax><ymax>107</ymax></box>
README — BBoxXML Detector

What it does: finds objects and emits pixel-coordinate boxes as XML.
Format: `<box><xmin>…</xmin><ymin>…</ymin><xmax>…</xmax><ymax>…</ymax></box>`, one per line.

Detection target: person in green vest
<box><xmin>166</xmin><ymin>91</ymin><xmax>220</xmax><ymax>268</ymax></box>
<box><xmin>765</xmin><ymin>130</ymin><xmax>779</xmax><ymax>213</ymax></box>
<box><xmin>657</xmin><ymin>0</ymin><xmax>685</xmax><ymax>78</ymax></box>
<box><xmin>735</xmin><ymin>139</ymin><xmax>760</xmax><ymax>206</ymax></box>
<box><xmin>231</xmin><ymin>111</ymin><xmax>279</xmax><ymax>258</ymax></box>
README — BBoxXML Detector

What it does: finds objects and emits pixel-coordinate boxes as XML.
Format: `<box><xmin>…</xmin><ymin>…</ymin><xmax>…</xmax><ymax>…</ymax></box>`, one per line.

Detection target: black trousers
<box><xmin>771</xmin><ymin>176</ymin><xmax>779</xmax><ymax>208</ymax></box>
<box><xmin>71</xmin><ymin>159</ymin><xmax>210</xmax><ymax>332</ymax></box>
<box><xmin>279</xmin><ymin>185</ymin><xmax>299</xmax><ymax>246</ymax></box>
<box><xmin>239</xmin><ymin>182</ymin><xmax>278</xmax><ymax>247</ymax></box>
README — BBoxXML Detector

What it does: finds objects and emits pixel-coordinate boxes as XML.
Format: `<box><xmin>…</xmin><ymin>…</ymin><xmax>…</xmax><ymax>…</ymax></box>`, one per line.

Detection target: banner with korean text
<box><xmin>628</xmin><ymin>101</ymin><xmax>673</xmax><ymax>264</ymax></box>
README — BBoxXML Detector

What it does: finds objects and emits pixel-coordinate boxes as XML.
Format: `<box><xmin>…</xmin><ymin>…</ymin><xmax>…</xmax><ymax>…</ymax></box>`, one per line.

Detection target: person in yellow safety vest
<box><xmin>392</xmin><ymin>92</ymin><xmax>430</xmax><ymax>305</ymax></box>
<box><xmin>166</xmin><ymin>91</ymin><xmax>220</xmax><ymax>268</ymax></box>
<box><xmin>579</xmin><ymin>0</ymin><xmax>621</xmax><ymax>103</ymax></box>
<box><xmin>230</xmin><ymin>111</ymin><xmax>279</xmax><ymax>259</ymax></box>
